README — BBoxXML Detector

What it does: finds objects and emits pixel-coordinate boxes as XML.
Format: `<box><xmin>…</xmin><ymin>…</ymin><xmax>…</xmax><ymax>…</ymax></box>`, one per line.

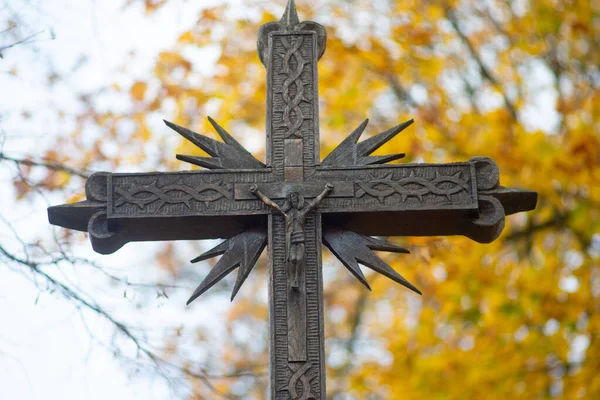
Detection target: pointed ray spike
<box><xmin>352</xmin><ymin>119</ymin><xmax>370</xmax><ymax>144</ymax></box>
<box><xmin>190</xmin><ymin>240</ymin><xmax>230</xmax><ymax>263</ymax></box>
<box><xmin>187</xmin><ymin>243</ymin><xmax>237</xmax><ymax>304</ymax></box>
<box><xmin>454</xmin><ymin>171</ymin><xmax>462</xmax><ymax>179</ymax></box>
<box><xmin>333</xmin><ymin>249</ymin><xmax>371</xmax><ymax>290</ymax></box>
<box><xmin>187</xmin><ymin>229</ymin><xmax>267</xmax><ymax>305</ymax></box>
<box><xmin>205</xmin><ymin>117</ymin><xmax>266</xmax><ymax>167</ymax></box>
<box><xmin>164</xmin><ymin>120</ymin><xmax>219</xmax><ymax>156</ymax></box>
<box><xmin>357</xmin><ymin>119</ymin><xmax>414</xmax><ymax>158</ymax></box>
<box><xmin>321</xmin><ymin>119</ymin><xmax>370</xmax><ymax>166</ymax></box>
<box><xmin>229</xmin><ymin>229</ymin><xmax>267</xmax><ymax>301</ymax></box>
<box><xmin>409</xmin><ymin>170</ymin><xmax>415</xmax><ymax>178</ymax></box>
<box><xmin>207</xmin><ymin>116</ymin><xmax>237</xmax><ymax>146</ymax></box>
<box><xmin>167</xmin><ymin>119</ymin><xmax>265</xmax><ymax>170</ymax></box>
<box><xmin>280</xmin><ymin>0</ymin><xmax>300</xmax><ymax>30</ymax></box>
<box><xmin>362</xmin><ymin>236</ymin><xmax>410</xmax><ymax>254</ymax></box>
<box><xmin>435</xmin><ymin>170</ymin><xmax>441</xmax><ymax>179</ymax></box>
<box><xmin>187</xmin><ymin>263</ymin><xmax>237</xmax><ymax>305</ymax></box>
<box><xmin>323</xmin><ymin>228</ymin><xmax>419</xmax><ymax>294</ymax></box>
<box><xmin>176</xmin><ymin>154</ymin><xmax>224</xmax><ymax>169</ymax></box>
<box><xmin>360</xmin><ymin>252</ymin><xmax>421</xmax><ymax>295</ymax></box>
<box><xmin>354</xmin><ymin>236</ymin><xmax>419</xmax><ymax>294</ymax></box>
<box><xmin>417</xmin><ymin>195</ymin><xmax>424</xmax><ymax>202</ymax></box>
<box><xmin>323</xmin><ymin>229</ymin><xmax>371</xmax><ymax>290</ymax></box>
<box><xmin>359</xmin><ymin>154</ymin><xmax>406</xmax><ymax>165</ymax></box>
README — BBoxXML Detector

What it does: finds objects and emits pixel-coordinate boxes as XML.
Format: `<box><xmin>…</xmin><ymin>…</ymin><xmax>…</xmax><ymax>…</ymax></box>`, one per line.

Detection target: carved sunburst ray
<box><xmin>323</xmin><ymin>227</ymin><xmax>420</xmax><ymax>294</ymax></box>
<box><xmin>165</xmin><ymin>117</ymin><xmax>266</xmax><ymax>170</ymax></box>
<box><xmin>187</xmin><ymin>228</ymin><xmax>267</xmax><ymax>304</ymax></box>
<box><xmin>321</xmin><ymin>118</ymin><xmax>413</xmax><ymax>167</ymax></box>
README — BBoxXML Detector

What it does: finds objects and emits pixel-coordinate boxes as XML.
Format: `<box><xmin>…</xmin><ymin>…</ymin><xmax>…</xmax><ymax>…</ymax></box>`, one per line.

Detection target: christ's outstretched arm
<box><xmin>303</xmin><ymin>183</ymin><xmax>334</xmax><ymax>214</ymax></box>
<box><xmin>250</xmin><ymin>184</ymin><xmax>285</xmax><ymax>215</ymax></box>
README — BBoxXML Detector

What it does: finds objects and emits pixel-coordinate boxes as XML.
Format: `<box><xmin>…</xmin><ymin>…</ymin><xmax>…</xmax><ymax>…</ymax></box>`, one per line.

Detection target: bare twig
<box><xmin>0</xmin><ymin>241</ymin><xmax>255</xmax><ymax>398</ymax></box>
<box><xmin>0</xmin><ymin>152</ymin><xmax>90</xmax><ymax>178</ymax></box>
<box><xmin>0</xmin><ymin>30</ymin><xmax>43</xmax><ymax>57</ymax></box>
<box><xmin>445</xmin><ymin>8</ymin><xmax>518</xmax><ymax>121</ymax></box>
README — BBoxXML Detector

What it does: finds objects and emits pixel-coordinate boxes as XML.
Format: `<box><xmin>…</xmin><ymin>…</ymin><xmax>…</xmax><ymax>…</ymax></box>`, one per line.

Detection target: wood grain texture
<box><xmin>266</xmin><ymin>26</ymin><xmax>326</xmax><ymax>399</ymax></box>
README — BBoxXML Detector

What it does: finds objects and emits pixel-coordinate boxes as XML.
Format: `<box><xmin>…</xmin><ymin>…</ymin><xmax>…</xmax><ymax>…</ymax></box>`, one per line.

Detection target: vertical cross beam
<box><xmin>262</xmin><ymin>11</ymin><xmax>326</xmax><ymax>398</ymax></box>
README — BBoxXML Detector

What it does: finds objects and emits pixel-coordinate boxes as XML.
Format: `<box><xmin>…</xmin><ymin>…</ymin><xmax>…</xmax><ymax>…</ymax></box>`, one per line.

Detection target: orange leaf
<box><xmin>130</xmin><ymin>81</ymin><xmax>147</xmax><ymax>101</ymax></box>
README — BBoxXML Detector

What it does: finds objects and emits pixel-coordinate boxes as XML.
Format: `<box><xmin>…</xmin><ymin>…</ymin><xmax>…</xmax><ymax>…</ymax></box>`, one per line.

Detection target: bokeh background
<box><xmin>1</xmin><ymin>0</ymin><xmax>598</xmax><ymax>398</ymax></box>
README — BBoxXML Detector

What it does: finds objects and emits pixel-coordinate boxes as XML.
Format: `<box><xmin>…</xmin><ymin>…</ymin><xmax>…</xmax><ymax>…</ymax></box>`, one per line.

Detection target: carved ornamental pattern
<box><xmin>279</xmin><ymin>36</ymin><xmax>309</xmax><ymax>139</ymax></box>
<box><xmin>355</xmin><ymin>170</ymin><xmax>470</xmax><ymax>203</ymax></box>
<box><xmin>114</xmin><ymin>180</ymin><xmax>232</xmax><ymax>210</ymax></box>
<box><xmin>289</xmin><ymin>363</ymin><xmax>316</xmax><ymax>400</ymax></box>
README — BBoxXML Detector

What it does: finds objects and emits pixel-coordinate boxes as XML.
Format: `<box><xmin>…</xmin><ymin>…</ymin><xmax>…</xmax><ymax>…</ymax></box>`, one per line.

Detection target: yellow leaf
<box><xmin>178</xmin><ymin>31</ymin><xmax>194</xmax><ymax>44</ymax></box>
<box><xmin>130</xmin><ymin>81</ymin><xmax>147</xmax><ymax>101</ymax></box>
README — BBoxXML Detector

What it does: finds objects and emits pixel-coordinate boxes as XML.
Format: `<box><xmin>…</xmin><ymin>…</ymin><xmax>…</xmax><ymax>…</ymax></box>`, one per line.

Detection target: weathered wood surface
<box><xmin>264</xmin><ymin>18</ymin><xmax>326</xmax><ymax>398</ymax></box>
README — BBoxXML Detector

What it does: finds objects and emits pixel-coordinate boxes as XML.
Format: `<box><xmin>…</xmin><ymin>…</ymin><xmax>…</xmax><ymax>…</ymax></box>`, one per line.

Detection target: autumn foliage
<box><xmin>10</xmin><ymin>0</ymin><xmax>600</xmax><ymax>399</ymax></box>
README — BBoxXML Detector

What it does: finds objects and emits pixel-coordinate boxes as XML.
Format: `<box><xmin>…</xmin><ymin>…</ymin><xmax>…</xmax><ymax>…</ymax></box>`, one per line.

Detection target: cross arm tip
<box><xmin>483</xmin><ymin>186</ymin><xmax>538</xmax><ymax>215</ymax></box>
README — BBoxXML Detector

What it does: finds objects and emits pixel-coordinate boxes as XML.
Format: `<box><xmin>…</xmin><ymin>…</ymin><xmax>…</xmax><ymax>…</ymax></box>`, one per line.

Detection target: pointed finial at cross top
<box><xmin>257</xmin><ymin>0</ymin><xmax>327</xmax><ymax>65</ymax></box>
<box><xmin>280</xmin><ymin>0</ymin><xmax>300</xmax><ymax>30</ymax></box>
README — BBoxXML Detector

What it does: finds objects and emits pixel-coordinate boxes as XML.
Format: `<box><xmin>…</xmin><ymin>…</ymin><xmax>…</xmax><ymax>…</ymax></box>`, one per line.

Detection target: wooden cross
<box><xmin>48</xmin><ymin>1</ymin><xmax>537</xmax><ymax>398</ymax></box>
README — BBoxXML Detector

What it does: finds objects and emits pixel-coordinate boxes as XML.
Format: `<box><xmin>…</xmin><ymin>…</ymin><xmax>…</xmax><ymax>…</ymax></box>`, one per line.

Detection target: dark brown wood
<box><xmin>284</xmin><ymin>139</ymin><xmax>304</xmax><ymax>166</ymax></box>
<box><xmin>323</xmin><ymin>227</ymin><xmax>415</xmax><ymax>293</ymax></box>
<box><xmin>47</xmin><ymin>1</ymin><xmax>538</xmax><ymax>398</ymax></box>
<box><xmin>321</xmin><ymin>119</ymin><xmax>410</xmax><ymax>166</ymax></box>
<box><xmin>169</xmin><ymin>118</ymin><xmax>266</xmax><ymax>170</ymax></box>
<box><xmin>263</xmin><ymin>17</ymin><xmax>327</xmax><ymax>397</ymax></box>
<box><xmin>234</xmin><ymin>182</ymin><xmax>353</xmax><ymax>200</ymax></box>
<box><xmin>252</xmin><ymin>184</ymin><xmax>332</xmax><ymax>366</ymax></box>
<box><xmin>187</xmin><ymin>228</ymin><xmax>267</xmax><ymax>303</ymax></box>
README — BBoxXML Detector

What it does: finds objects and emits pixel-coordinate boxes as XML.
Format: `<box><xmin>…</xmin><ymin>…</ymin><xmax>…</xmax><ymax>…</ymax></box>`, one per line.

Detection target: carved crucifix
<box><xmin>48</xmin><ymin>1</ymin><xmax>537</xmax><ymax>398</ymax></box>
<box><xmin>251</xmin><ymin>183</ymin><xmax>333</xmax><ymax>290</ymax></box>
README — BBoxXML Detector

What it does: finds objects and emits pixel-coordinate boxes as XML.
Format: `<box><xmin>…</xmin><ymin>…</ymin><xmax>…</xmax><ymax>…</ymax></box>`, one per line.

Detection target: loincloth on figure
<box><xmin>290</xmin><ymin>231</ymin><xmax>305</xmax><ymax>245</ymax></box>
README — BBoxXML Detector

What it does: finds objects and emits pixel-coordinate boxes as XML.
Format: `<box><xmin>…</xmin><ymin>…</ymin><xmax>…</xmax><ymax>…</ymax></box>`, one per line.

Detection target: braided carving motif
<box><xmin>114</xmin><ymin>179</ymin><xmax>232</xmax><ymax>210</ymax></box>
<box><xmin>279</xmin><ymin>36</ymin><xmax>309</xmax><ymax>138</ymax></box>
<box><xmin>356</xmin><ymin>171</ymin><xmax>470</xmax><ymax>203</ymax></box>
<box><xmin>289</xmin><ymin>362</ymin><xmax>316</xmax><ymax>400</ymax></box>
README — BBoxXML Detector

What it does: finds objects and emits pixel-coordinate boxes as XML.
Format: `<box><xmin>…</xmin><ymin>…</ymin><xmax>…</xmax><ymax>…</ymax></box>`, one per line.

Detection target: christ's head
<box><xmin>289</xmin><ymin>192</ymin><xmax>303</xmax><ymax>209</ymax></box>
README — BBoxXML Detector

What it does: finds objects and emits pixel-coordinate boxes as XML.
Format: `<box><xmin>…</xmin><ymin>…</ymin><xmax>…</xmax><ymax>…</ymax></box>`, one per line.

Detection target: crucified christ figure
<box><xmin>251</xmin><ymin>183</ymin><xmax>334</xmax><ymax>290</ymax></box>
